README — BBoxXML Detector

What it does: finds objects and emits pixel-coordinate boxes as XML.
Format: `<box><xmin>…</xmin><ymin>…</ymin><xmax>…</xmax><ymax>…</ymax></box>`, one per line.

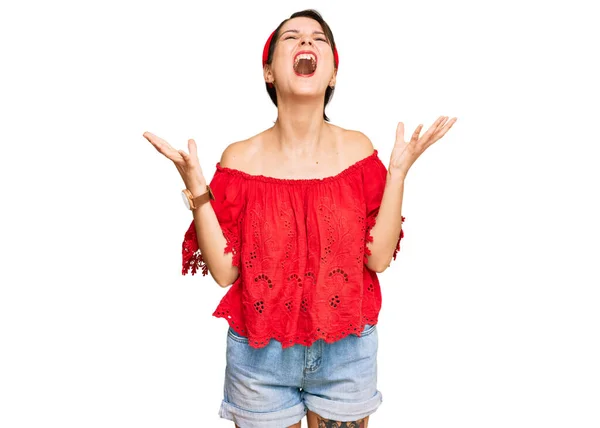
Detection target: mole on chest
<box><xmin>262</xmin><ymin>155</ymin><xmax>343</xmax><ymax>179</ymax></box>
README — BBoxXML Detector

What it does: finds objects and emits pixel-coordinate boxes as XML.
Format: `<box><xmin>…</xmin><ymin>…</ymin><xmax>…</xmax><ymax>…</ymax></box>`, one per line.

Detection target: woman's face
<box><xmin>265</xmin><ymin>17</ymin><xmax>336</xmax><ymax>98</ymax></box>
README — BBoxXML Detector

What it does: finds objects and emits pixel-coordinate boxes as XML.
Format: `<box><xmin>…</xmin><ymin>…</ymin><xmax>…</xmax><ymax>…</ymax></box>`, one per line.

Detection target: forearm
<box><xmin>191</xmin><ymin>186</ymin><xmax>239</xmax><ymax>287</ymax></box>
<box><xmin>365</xmin><ymin>169</ymin><xmax>406</xmax><ymax>272</ymax></box>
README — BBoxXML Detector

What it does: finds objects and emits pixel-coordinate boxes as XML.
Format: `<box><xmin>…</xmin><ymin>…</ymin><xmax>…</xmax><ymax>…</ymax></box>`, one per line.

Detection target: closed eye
<box><xmin>283</xmin><ymin>35</ymin><xmax>328</xmax><ymax>43</ymax></box>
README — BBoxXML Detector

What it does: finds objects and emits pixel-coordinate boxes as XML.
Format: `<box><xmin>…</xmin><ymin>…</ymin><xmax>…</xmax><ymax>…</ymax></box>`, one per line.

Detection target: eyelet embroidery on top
<box><xmin>245</xmin><ymin>248</ymin><xmax>257</xmax><ymax>270</ymax></box>
<box><xmin>253</xmin><ymin>300</ymin><xmax>265</xmax><ymax>314</ymax></box>
<box><xmin>329</xmin><ymin>294</ymin><xmax>341</xmax><ymax>308</ymax></box>
<box><xmin>328</xmin><ymin>268</ymin><xmax>349</xmax><ymax>283</ymax></box>
<box><xmin>254</xmin><ymin>273</ymin><xmax>273</xmax><ymax>288</ymax></box>
<box><xmin>189</xmin><ymin>151</ymin><xmax>402</xmax><ymax>348</ymax></box>
<box><xmin>288</xmin><ymin>273</ymin><xmax>303</xmax><ymax>288</ymax></box>
<box><xmin>300</xmin><ymin>297</ymin><xmax>309</xmax><ymax>312</ymax></box>
<box><xmin>318</xmin><ymin>199</ymin><xmax>336</xmax><ymax>266</ymax></box>
<box><xmin>317</xmin><ymin>197</ymin><xmax>363</xmax><ymax>270</ymax></box>
<box><xmin>304</xmin><ymin>272</ymin><xmax>315</xmax><ymax>287</ymax></box>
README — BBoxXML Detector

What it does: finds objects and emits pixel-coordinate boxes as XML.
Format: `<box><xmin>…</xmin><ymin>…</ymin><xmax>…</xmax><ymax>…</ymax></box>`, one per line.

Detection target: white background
<box><xmin>1</xmin><ymin>0</ymin><xmax>599</xmax><ymax>427</ymax></box>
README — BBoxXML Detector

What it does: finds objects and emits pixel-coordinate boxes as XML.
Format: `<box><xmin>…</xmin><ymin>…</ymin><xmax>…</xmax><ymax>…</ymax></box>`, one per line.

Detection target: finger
<box><xmin>143</xmin><ymin>131</ymin><xmax>176</xmax><ymax>151</ymax></box>
<box><xmin>143</xmin><ymin>132</ymin><xmax>183</xmax><ymax>162</ymax></box>
<box><xmin>425</xmin><ymin>117</ymin><xmax>457</xmax><ymax>149</ymax></box>
<box><xmin>410</xmin><ymin>124</ymin><xmax>423</xmax><ymax>143</ymax></box>
<box><xmin>420</xmin><ymin>116</ymin><xmax>446</xmax><ymax>142</ymax></box>
<box><xmin>434</xmin><ymin>117</ymin><xmax>458</xmax><ymax>140</ymax></box>
<box><xmin>188</xmin><ymin>139</ymin><xmax>198</xmax><ymax>160</ymax></box>
<box><xmin>395</xmin><ymin>122</ymin><xmax>405</xmax><ymax>144</ymax></box>
<box><xmin>438</xmin><ymin>116</ymin><xmax>451</xmax><ymax>132</ymax></box>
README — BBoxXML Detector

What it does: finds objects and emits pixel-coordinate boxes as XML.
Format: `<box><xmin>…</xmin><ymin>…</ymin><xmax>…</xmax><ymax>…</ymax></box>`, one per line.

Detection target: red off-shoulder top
<box><xmin>181</xmin><ymin>149</ymin><xmax>405</xmax><ymax>348</ymax></box>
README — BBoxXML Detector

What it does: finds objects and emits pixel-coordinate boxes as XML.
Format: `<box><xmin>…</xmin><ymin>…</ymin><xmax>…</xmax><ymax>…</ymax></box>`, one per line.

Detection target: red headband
<box><xmin>262</xmin><ymin>30</ymin><xmax>339</xmax><ymax>68</ymax></box>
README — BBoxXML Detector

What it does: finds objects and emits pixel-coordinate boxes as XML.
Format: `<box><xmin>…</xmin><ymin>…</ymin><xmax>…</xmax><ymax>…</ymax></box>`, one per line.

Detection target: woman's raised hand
<box><xmin>390</xmin><ymin>116</ymin><xmax>457</xmax><ymax>177</ymax></box>
<box><xmin>143</xmin><ymin>132</ymin><xmax>206</xmax><ymax>194</ymax></box>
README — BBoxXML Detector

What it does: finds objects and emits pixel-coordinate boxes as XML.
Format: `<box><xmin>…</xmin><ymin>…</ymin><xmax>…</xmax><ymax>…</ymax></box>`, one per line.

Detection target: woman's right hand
<box><xmin>142</xmin><ymin>132</ymin><xmax>206</xmax><ymax>194</ymax></box>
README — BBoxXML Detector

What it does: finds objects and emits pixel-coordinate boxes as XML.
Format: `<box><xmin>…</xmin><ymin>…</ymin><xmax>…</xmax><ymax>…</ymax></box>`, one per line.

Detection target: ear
<box><xmin>263</xmin><ymin>64</ymin><xmax>274</xmax><ymax>84</ymax></box>
<box><xmin>328</xmin><ymin>69</ymin><xmax>337</xmax><ymax>88</ymax></box>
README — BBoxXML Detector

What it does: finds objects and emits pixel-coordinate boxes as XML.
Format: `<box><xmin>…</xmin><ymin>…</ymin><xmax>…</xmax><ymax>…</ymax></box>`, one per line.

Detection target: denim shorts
<box><xmin>219</xmin><ymin>324</ymin><xmax>382</xmax><ymax>428</ymax></box>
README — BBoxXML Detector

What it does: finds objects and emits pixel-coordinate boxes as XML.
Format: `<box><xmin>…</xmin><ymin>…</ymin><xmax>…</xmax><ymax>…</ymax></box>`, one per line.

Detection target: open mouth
<box><xmin>293</xmin><ymin>51</ymin><xmax>317</xmax><ymax>76</ymax></box>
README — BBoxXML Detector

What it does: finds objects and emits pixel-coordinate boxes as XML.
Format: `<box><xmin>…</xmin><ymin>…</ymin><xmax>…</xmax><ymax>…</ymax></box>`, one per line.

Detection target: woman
<box><xmin>144</xmin><ymin>9</ymin><xmax>456</xmax><ymax>428</ymax></box>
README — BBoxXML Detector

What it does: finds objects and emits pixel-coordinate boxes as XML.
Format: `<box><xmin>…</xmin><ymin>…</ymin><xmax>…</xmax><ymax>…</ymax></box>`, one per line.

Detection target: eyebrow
<box><xmin>280</xmin><ymin>29</ymin><xmax>327</xmax><ymax>37</ymax></box>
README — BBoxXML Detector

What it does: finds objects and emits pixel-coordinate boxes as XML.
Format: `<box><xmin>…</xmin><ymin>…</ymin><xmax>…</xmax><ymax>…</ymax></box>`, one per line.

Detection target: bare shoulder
<box><xmin>219</xmin><ymin>132</ymin><xmax>266</xmax><ymax>169</ymax></box>
<box><xmin>219</xmin><ymin>140</ymin><xmax>248</xmax><ymax>169</ymax></box>
<box><xmin>345</xmin><ymin>129</ymin><xmax>375</xmax><ymax>157</ymax></box>
<box><xmin>330</xmin><ymin>124</ymin><xmax>375</xmax><ymax>162</ymax></box>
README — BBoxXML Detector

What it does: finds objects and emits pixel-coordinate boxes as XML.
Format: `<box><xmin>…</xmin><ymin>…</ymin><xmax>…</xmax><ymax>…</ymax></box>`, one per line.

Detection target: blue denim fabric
<box><xmin>219</xmin><ymin>324</ymin><xmax>381</xmax><ymax>428</ymax></box>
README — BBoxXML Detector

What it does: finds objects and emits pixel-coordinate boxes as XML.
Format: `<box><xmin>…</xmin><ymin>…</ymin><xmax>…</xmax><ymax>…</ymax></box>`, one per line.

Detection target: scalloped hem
<box><xmin>214</xmin><ymin>310</ymin><xmax>380</xmax><ymax>349</ymax></box>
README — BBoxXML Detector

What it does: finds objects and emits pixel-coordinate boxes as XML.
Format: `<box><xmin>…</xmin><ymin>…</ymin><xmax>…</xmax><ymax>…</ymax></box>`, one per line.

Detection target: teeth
<box><xmin>294</xmin><ymin>53</ymin><xmax>316</xmax><ymax>66</ymax></box>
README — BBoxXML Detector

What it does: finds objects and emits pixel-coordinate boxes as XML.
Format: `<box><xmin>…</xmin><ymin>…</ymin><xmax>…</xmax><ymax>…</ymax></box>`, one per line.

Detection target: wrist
<box><xmin>187</xmin><ymin>177</ymin><xmax>207</xmax><ymax>195</ymax></box>
<box><xmin>387</xmin><ymin>168</ymin><xmax>407</xmax><ymax>183</ymax></box>
<box><xmin>189</xmin><ymin>184</ymin><xmax>207</xmax><ymax>197</ymax></box>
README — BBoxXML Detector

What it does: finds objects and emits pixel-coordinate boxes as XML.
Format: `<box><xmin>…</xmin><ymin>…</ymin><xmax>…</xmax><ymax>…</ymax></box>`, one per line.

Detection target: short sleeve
<box><xmin>181</xmin><ymin>168</ymin><xmax>245</xmax><ymax>276</ymax></box>
<box><xmin>363</xmin><ymin>156</ymin><xmax>405</xmax><ymax>264</ymax></box>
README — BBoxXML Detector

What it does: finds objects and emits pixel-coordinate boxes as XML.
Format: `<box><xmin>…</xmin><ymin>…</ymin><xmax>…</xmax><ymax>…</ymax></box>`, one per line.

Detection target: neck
<box><xmin>270</xmin><ymin>94</ymin><xmax>328</xmax><ymax>157</ymax></box>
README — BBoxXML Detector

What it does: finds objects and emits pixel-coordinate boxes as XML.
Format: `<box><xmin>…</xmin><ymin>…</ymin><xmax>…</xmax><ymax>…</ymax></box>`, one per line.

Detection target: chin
<box><xmin>290</xmin><ymin>80</ymin><xmax>327</xmax><ymax>97</ymax></box>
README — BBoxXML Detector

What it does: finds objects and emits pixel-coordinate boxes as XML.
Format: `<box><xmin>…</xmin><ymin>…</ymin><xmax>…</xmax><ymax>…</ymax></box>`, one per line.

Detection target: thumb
<box><xmin>188</xmin><ymin>138</ymin><xmax>198</xmax><ymax>160</ymax></box>
<box><xmin>395</xmin><ymin>122</ymin><xmax>405</xmax><ymax>144</ymax></box>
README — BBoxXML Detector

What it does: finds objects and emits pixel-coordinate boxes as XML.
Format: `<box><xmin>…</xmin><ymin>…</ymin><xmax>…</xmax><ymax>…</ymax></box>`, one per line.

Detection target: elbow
<box><xmin>373</xmin><ymin>264</ymin><xmax>389</xmax><ymax>274</ymax></box>
<box><xmin>367</xmin><ymin>258</ymin><xmax>390</xmax><ymax>273</ymax></box>
<box><xmin>214</xmin><ymin>273</ymin><xmax>233</xmax><ymax>288</ymax></box>
<box><xmin>216</xmin><ymin>278</ymin><xmax>232</xmax><ymax>288</ymax></box>
<box><xmin>214</xmin><ymin>275</ymin><xmax>233</xmax><ymax>288</ymax></box>
<box><xmin>214</xmin><ymin>266</ymin><xmax>239</xmax><ymax>288</ymax></box>
<box><xmin>374</xmin><ymin>254</ymin><xmax>394</xmax><ymax>273</ymax></box>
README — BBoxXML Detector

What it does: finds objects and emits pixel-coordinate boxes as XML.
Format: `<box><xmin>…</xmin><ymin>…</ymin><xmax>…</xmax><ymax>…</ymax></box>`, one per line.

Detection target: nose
<box><xmin>300</xmin><ymin>37</ymin><xmax>313</xmax><ymax>46</ymax></box>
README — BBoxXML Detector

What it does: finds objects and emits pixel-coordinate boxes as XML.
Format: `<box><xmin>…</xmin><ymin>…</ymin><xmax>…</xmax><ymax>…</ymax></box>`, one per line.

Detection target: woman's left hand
<box><xmin>389</xmin><ymin>115</ymin><xmax>457</xmax><ymax>177</ymax></box>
